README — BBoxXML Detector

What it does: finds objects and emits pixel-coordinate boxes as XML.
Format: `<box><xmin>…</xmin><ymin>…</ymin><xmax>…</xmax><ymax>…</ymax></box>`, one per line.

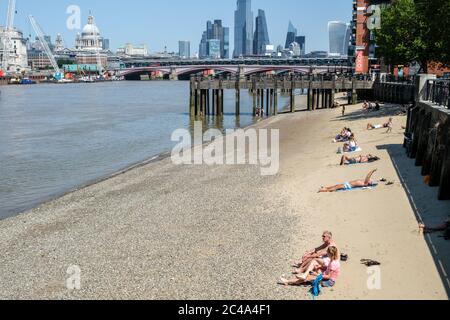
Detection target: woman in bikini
<box><xmin>367</xmin><ymin>118</ymin><xmax>393</xmax><ymax>132</ymax></box>
<box><xmin>340</xmin><ymin>154</ymin><xmax>380</xmax><ymax>166</ymax></box>
<box><xmin>318</xmin><ymin>169</ymin><xmax>378</xmax><ymax>193</ymax></box>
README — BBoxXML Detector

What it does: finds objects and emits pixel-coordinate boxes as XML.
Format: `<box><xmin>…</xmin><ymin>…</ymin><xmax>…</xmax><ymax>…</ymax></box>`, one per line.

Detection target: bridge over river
<box><xmin>117</xmin><ymin>58</ymin><xmax>353</xmax><ymax>80</ymax></box>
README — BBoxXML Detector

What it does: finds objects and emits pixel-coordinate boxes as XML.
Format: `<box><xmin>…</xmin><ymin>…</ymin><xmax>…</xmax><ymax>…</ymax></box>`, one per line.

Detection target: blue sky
<box><xmin>5</xmin><ymin>0</ymin><xmax>351</xmax><ymax>53</ymax></box>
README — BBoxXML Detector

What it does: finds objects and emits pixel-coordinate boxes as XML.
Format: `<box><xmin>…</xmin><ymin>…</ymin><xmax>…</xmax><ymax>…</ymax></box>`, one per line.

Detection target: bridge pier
<box><xmin>235</xmin><ymin>88</ymin><xmax>240</xmax><ymax>115</ymax></box>
<box><xmin>169</xmin><ymin>67</ymin><xmax>178</xmax><ymax>81</ymax></box>
<box><xmin>189</xmin><ymin>74</ymin><xmax>374</xmax><ymax>118</ymax></box>
<box><xmin>274</xmin><ymin>88</ymin><xmax>278</xmax><ymax>115</ymax></box>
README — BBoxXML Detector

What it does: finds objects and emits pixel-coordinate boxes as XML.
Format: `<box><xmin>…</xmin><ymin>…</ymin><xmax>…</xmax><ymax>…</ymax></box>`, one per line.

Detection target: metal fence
<box><xmin>426</xmin><ymin>80</ymin><xmax>450</xmax><ymax>109</ymax></box>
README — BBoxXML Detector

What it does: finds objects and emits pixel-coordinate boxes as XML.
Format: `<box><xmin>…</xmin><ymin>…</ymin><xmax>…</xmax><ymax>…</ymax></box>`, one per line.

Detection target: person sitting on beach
<box><xmin>367</xmin><ymin>118</ymin><xmax>393</xmax><ymax>133</ymax></box>
<box><xmin>291</xmin><ymin>231</ymin><xmax>338</xmax><ymax>270</ymax></box>
<box><xmin>318</xmin><ymin>169</ymin><xmax>378</xmax><ymax>193</ymax></box>
<box><xmin>343</xmin><ymin>135</ymin><xmax>359</xmax><ymax>152</ymax></box>
<box><xmin>419</xmin><ymin>219</ymin><xmax>450</xmax><ymax>240</ymax></box>
<box><xmin>340</xmin><ymin>154</ymin><xmax>381</xmax><ymax>166</ymax></box>
<box><xmin>280</xmin><ymin>246</ymin><xmax>341</xmax><ymax>288</ymax></box>
<box><xmin>333</xmin><ymin>128</ymin><xmax>352</xmax><ymax>143</ymax></box>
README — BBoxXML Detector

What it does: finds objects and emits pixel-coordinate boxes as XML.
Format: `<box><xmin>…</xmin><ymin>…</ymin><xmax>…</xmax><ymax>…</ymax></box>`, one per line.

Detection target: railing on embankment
<box><xmin>405</xmin><ymin>77</ymin><xmax>450</xmax><ymax>201</ymax></box>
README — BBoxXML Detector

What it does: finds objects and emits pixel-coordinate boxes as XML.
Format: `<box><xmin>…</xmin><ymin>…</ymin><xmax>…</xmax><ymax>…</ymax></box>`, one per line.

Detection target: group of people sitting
<box><xmin>363</xmin><ymin>101</ymin><xmax>382</xmax><ymax>112</ymax></box>
<box><xmin>333</xmin><ymin>128</ymin><xmax>360</xmax><ymax>153</ymax></box>
<box><xmin>280</xmin><ymin>231</ymin><xmax>341</xmax><ymax>288</ymax></box>
<box><xmin>333</xmin><ymin>128</ymin><xmax>353</xmax><ymax>143</ymax></box>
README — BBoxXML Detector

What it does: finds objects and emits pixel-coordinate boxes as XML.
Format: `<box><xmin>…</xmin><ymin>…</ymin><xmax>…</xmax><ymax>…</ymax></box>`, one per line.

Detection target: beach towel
<box><xmin>337</xmin><ymin>184</ymin><xmax>378</xmax><ymax>192</ymax></box>
<box><xmin>311</xmin><ymin>275</ymin><xmax>323</xmax><ymax>299</ymax></box>
<box><xmin>345</xmin><ymin>147</ymin><xmax>362</xmax><ymax>154</ymax></box>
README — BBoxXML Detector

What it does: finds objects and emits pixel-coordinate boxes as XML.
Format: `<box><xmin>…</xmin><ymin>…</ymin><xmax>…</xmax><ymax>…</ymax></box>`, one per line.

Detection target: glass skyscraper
<box><xmin>328</xmin><ymin>21</ymin><xmax>350</xmax><ymax>57</ymax></box>
<box><xmin>178</xmin><ymin>41</ymin><xmax>190</xmax><ymax>59</ymax></box>
<box><xmin>285</xmin><ymin>21</ymin><xmax>297</xmax><ymax>49</ymax></box>
<box><xmin>199</xmin><ymin>20</ymin><xmax>229</xmax><ymax>59</ymax></box>
<box><xmin>253</xmin><ymin>9</ymin><xmax>270</xmax><ymax>55</ymax></box>
<box><xmin>234</xmin><ymin>0</ymin><xmax>253</xmax><ymax>57</ymax></box>
<box><xmin>295</xmin><ymin>36</ymin><xmax>306</xmax><ymax>56</ymax></box>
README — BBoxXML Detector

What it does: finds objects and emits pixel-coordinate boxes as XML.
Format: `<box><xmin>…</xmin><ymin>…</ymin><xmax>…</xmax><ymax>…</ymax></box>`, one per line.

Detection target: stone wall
<box><xmin>358</xmin><ymin>81</ymin><xmax>415</xmax><ymax>104</ymax></box>
<box><xmin>406</xmin><ymin>78</ymin><xmax>450</xmax><ymax>200</ymax></box>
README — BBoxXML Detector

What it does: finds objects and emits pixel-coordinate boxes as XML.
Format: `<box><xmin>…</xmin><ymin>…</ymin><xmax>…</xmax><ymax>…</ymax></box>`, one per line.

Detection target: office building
<box><xmin>234</xmin><ymin>0</ymin><xmax>253</xmax><ymax>57</ymax></box>
<box><xmin>253</xmin><ymin>9</ymin><xmax>270</xmax><ymax>55</ymax></box>
<box><xmin>328</xmin><ymin>21</ymin><xmax>350</xmax><ymax>57</ymax></box>
<box><xmin>199</xmin><ymin>20</ymin><xmax>229</xmax><ymax>59</ymax></box>
<box><xmin>179</xmin><ymin>41</ymin><xmax>191</xmax><ymax>59</ymax></box>
<box><xmin>285</xmin><ymin>21</ymin><xmax>297</xmax><ymax>49</ymax></box>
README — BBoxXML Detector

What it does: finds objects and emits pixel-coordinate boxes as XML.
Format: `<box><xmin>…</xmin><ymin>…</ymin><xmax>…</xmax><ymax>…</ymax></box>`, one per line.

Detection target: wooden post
<box><xmin>269</xmin><ymin>89</ymin><xmax>274</xmax><ymax>116</ymax></box>
<box><xmin>195</xmin><ymin>89</ymin><xmax>200</xmax><ymax>116</ymax></box>
<box><xmin>217</xmin><ymin>89</ymin><xmax>223</xmax><ymax>116</ymax></box>
<box><xmin>235</xmin><ymin>88</ymin><xmax>240</xmax><ymax>115</ymax></box>
<box><xmin>253</xmin><ymin>84</ymin><xmax>257</xmax><ymax>116</ymax></box>
<box><xmin>189</xmin><ymin>85</ymin><xmax>194</xmax><ymax>116</ymax></box>
<box><xmin>260</xmin><ymin>89</ymin><xmax>264</xmax><ymax>114</ymax></box>
<box><xmin>206</xmin><ymin>89</ymin><xmax>210</xmax><ymax>115</ymax></box>
<box><xmin>290</xmin><ymin>88</ymin><xmax>295</xmax><ymax>113</ymax></box>
<box><xmin>274</xmin><ymin>86</ymin><xmax>278</xmax><ymax>115</ymax></box>
<box><xmin>316</xmin><ymin>89</ymin><xmax>320</xmax><ymax>109</ymax></box>
<box><xmin>211</xmin><ymin>89</ymin><xmax>216</xmax><ymax>116</ymax></box>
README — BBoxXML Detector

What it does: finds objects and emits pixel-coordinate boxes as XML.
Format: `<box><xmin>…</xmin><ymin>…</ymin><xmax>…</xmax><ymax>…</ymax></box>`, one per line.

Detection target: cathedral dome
<box><xmin>81</xmin><ymin>16</ymin><xmax>100</xmax><ymax>37</ymax></box>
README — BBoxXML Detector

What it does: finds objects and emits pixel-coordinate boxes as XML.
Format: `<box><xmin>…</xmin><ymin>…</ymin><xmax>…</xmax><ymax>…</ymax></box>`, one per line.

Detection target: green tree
<box><xmin>376</xmin><ymin>0</ymin><xmax>450</xmax><ymax>73</ymax></box>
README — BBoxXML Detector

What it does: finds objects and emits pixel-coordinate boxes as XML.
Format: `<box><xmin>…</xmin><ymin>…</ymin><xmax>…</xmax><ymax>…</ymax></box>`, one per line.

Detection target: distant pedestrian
<box><xmin>347</xmin><ymin>91</ymin><xmax>353</xmax><ymax>105</ymax></box>
<box><xmin>342</xmin><ymin>105</ymin><xmax>346</xmax><ymax>117</ymax></box>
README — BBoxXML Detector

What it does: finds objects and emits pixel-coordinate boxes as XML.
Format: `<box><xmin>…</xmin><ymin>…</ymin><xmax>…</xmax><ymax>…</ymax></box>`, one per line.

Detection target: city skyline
<box><xmin>2</xmin><ymin>0</ymin><xmax>351</xmax><ymax>54</ymax></box>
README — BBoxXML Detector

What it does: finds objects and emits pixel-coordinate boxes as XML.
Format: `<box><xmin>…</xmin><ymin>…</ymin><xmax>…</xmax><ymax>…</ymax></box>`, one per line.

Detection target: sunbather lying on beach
<box><xmin>367</xmin><ymin>118</ymin><xmax>393</xmax><ymax>133</ymax></box>
<box><xmin>280</xmin><ymin>247</ymin><xmax>341</xmax><ymax>287</ymax></box>
<box><xmin>340</xmin><ymin>154</ymin><xmax>380</xmax><ymax>166</ymax></box>
<box><xmin>318</xmin><ymin>169</ymin><xmax>378</xmax><ymax>193</ymax></box>
<box><xmin>291</xmin><ymin>231</ymin><xmax>338</xmax><ymax>270</ymax></box>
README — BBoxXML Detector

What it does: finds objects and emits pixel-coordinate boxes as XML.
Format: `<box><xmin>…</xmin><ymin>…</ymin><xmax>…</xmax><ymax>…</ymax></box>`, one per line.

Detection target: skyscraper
<box><xmin>328</xmin><ymin>21</ymin><xmax>350</xmax><ymax>57</ymax></box>
<box><xmin>253</xmin><ymin>9</ymin><xmax>270</xmax><ymax>55</ymax></box>
<box><xmin>295</xmin><ymin>36</ymin><xmax>306</xmax><ymax>56</ymax></box>
<box><xmin>179</xmin><ymin>41</ymin><xmax>191</xmax><ymax>59</ymax></box>
<box><xmin>285</xmin><ymin>21</ymin><xmax>297</xmax><ymax>49</ymax></box>
<box><xmin>199</xmin><ymin>20</ymin><xmax>229</xmax><ymax>59</ymax></box>
<box><xmin>234</xmin><ymin>0</ymin><xmax>253</xmax><ymax>57</ymax></box>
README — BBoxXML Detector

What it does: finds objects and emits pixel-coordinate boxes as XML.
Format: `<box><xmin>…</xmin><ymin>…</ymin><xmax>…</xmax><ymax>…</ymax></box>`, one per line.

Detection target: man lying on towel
<box><xmin>319</xmin><ymin>169</ymin><xmax>378</xmax><ymax>193</ymax></box>
<box><xmin>340</xmin><ymin>154</ymin><xmax>380</xmax><ymax>166</ymax></box>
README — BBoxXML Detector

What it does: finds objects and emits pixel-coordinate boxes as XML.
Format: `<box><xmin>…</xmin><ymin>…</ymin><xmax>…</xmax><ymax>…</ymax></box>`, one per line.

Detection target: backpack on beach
<box><xmin>311</xmin><ymin>275</ymin><xmax>323</xmax><ymax>298</ymax></box>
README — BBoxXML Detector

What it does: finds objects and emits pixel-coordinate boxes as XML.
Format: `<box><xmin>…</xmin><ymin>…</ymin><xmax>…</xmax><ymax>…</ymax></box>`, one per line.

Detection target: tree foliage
<box><xmin>376</xmin><ymin>0</ymin><xmax>450</xmax><ymax>72</ymax></box>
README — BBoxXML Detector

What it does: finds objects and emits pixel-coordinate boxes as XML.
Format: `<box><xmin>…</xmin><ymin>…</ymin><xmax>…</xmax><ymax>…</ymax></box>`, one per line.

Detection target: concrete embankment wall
<box><xmin>358</xmin><ymin>81</ymin><xmax>415</xmax><ymax>104</ymax></box>
<box><xmin>406</xmin><ymin>100</ymin><xmax>450</xmax><ymax>200</ymax></box>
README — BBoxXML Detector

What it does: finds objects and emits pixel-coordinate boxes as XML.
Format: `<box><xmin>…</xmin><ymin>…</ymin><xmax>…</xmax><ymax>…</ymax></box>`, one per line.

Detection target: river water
<box><xmin>0</xmin><ymin>81</ymin><xmax>289</xmax><ymax>219</ymax></box>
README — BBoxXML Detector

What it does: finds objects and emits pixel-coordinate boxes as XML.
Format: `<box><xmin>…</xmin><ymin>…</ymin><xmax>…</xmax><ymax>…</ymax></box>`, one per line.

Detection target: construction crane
<box><xmin>28</xmin><ymin>15</ymin><xmax>63</xmax><ymax>80</ymax></box>
<box><xmin>1</xmin><ymin>0</ymin><xmax>17</xmax><ymax>73</ymax></box>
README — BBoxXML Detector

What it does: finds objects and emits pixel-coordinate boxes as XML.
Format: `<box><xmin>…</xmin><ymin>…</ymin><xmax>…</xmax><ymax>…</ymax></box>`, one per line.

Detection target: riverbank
<box><xmin>0</xmin><ymin>100</ymin><xmax>449</xmax><ymax>300</ymax></box>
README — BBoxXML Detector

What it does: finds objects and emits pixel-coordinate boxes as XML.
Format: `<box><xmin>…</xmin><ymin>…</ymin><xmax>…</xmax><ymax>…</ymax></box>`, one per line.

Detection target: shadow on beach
<box><xmin>377</xmin><ymin>143</ymin><xmax>450</xmax><ymax>297</ymax></box>
<box><xmin>332</xmin><ymin>104</ymin><xmax>405</xmax><ymax>123</ymax></box>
